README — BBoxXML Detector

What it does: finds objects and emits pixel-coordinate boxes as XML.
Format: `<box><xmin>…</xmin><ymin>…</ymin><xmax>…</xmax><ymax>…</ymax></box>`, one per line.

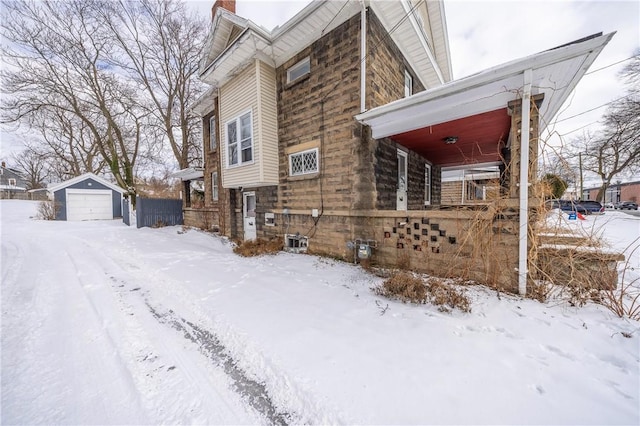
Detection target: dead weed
<box><xmin>233</xmin><ymin>238</ymin><xmax>283</xmax><ymax>257</ymax></box>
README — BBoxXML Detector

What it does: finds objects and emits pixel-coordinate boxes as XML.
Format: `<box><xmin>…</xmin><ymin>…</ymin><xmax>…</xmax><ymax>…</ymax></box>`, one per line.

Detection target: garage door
<box><xmin>66</xmin><ymin>190</ymin><xmax>113</xmax><ymax>221</ymax></box>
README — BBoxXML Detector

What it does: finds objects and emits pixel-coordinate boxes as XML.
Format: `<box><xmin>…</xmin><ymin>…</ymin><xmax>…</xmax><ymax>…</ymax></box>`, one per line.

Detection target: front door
<box><xmin>243</xmin><ymin>191</ymin><xmax>257</xmax><ymax>241</ymax></box>
<box><xmin>397</xmin><ymin>150</ymin><xmax>408</xmax><ymax>211</ymax></box>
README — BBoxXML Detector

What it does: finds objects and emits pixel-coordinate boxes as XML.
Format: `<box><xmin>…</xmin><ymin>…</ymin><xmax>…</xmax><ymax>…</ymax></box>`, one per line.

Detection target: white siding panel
<box><xmin>220</xmin><ymin>62</ymin><xmax>260</xmax><ymax>188</ymax></box>
<box><xmin>220</xmin><ymin>60</ymin><xmax>279</xmax><ymax>188</ymax></box>
<box><xmin>258</xmin><ymin>60</ymin><xmax>279</xmax><ymax>185</ymax></box>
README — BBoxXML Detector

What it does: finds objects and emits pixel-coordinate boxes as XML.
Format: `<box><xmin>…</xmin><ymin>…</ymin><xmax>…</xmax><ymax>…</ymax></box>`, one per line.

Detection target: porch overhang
<box><xmin>356</xmin><ymin>32</ymin><xmax>614</xmax><ymax>167</ymax></box>
<box><xmin>170</xmin><ymin>167</ymin><xmax>204</xmax><ymax>181</ymax></box>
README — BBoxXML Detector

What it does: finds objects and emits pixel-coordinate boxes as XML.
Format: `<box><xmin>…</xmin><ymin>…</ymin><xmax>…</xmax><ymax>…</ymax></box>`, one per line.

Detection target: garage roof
<box><xmin>48</xmin><ymin>173</ymin><xmax>125</xmax><ymax>194</ymax></box>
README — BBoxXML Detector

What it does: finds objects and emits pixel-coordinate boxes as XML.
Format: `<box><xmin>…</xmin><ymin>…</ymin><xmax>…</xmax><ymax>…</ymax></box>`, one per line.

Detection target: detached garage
<box><xmin>48</xmin><ymin>173</ymin><xmax>124</xmax><ymax>221</ymax></box>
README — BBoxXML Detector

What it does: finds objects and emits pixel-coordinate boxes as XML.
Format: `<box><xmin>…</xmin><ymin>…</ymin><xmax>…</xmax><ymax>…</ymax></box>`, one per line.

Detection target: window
<box><xmin>226</xmin><ymin>111</ymin><xmax>252</xmax><ymax>167</ymax></box>
<box><xmin>211</xmin><ymin>171</ymin><xmax>218</xmax><ymax>201</ymax></box>
<box><xmin>287</xmin><ymin>57</ymin><xmax>310</xmax><ymax>84</ymax></box>
<box><xmin>209</xmin><ymin>116</ymin><xmax>217</xmax><ymax>151</ymax></box>
<box><xmin>404</xmin><ymin>70</ymin><xmax>413</xmax><ymax>98</ymax></box>
<box><xmin>424</xmin><ymin>164</ymin><xmax>431</xmax><ymax>205</ymax></box>
<box><xmin>289</xmin><ymin>148</ymin><xmax>319</xmax><ymax>176</ymax></box>
<box><xmin>8</xmin><ymin>178</ymin><xmax>16</xmax><ymax>186</ymax></box>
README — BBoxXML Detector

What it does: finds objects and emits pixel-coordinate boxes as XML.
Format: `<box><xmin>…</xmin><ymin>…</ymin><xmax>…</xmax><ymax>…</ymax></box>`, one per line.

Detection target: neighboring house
<box><xmin>48</xmin><ymin>173</ymin><xmax>124</xmax><ymax>221</ymax></box>
<box><xmin>441</xmin><ymin>167</ymin><xmax>501</xmax><ymax>205</ymax></box>
<box><xmin>0</xmin><ymin>161</ymin><xmax>28</xmax><ymax>199</ymax></box>
<box><xmin>188</xmin><ymin>0</ymin><xmax>613</xmax><ymax>293</ymax></box>
<box><xmin>583</xmin><ymin>181</ymin><xmax>640</xmax><ymax>203</ymax></box>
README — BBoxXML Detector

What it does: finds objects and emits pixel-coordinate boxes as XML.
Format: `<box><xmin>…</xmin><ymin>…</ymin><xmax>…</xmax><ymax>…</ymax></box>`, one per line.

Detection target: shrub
<box><xmin>598</xmin><ymin>241</ymin><xmax>640</xmax><ymax>321</ymax></box>
<box><xmin>426</xmin><ymin>278</ymin><xmax>471</xmax><ymax>313</ymax></box>
<box><xmin>375</xmin><ymin>273</ymin><xmax>471</xmax><ymax>312</ymax></box>
<box><xmin>36</xmin><ymin>200</ymin><xmax>59</xmax><ymax>220</ymax></box>
<box><xmin>233</xmin><ymin>238</ymin><xmax>283</xmax><ymax>257</ymax></box>
<box><xmin>375</xmin><ymin>272</ymin><xmax>426</xmax><ymax>303</ymax></box>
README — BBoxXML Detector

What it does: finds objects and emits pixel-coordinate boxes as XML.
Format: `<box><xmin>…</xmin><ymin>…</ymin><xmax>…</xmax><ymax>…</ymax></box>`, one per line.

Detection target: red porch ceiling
<box><xmin>390</xmin><ymin>108</ymin><xmax>511</xmax><ymax>167</ymax></box>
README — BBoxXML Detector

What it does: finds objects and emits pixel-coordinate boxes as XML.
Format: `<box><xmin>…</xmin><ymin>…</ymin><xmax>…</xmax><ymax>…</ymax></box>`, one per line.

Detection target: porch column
<box><xmin>507</xmin><ymin>75</ymin><xmax>544</xmax><ymax>295</ymax></box>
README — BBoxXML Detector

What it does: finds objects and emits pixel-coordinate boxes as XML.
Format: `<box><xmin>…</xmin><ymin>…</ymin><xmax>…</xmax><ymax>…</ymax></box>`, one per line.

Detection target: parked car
<box><xmin>617</xmin><ymin>201</ymin><xmax>638</xmax><ymax>210</ymax></box>
<box><xmin>579</xmin><ymin>200</ymin><xmax>605</xmax><ymax>215</ymax></box>
<box><xmin>545</xmin><ymin>199</ymin><xmax>589</xmax><ymax>214</ymax></box>
<box><xmin>604</xmin><ymin>202</ymin><xmax>615</xmax><ymax>209</ymax></box>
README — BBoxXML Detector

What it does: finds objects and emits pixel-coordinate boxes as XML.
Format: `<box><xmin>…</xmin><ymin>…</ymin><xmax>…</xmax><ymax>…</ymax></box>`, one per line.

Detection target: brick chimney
<box><xmin>212</xmin><ymin>0</ymin><xmax>236</xmax><ymax>20</ymax></box>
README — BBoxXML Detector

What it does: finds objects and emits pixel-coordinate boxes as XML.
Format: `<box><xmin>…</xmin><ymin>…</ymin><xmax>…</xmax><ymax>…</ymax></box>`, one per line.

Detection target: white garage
<box><xmin>48</xmin><ymin>173</ymin><xmax>124</xmax><ymax>221</ymax></box>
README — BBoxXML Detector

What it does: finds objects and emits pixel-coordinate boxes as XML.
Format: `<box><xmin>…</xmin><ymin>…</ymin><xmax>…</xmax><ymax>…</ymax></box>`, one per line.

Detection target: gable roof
<box><xmin>199</xmin><ymin>0</ymin><xmax>451</xmax><ymax>90</ymax></box>
<box><xmin>48</xmin><ymin>173</ymin><xmax>125</xmax><ymax>194</ymax></box>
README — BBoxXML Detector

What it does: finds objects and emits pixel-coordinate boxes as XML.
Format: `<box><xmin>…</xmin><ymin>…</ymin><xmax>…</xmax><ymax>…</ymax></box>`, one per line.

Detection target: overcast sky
<box><xmin>2</xmin><ymin>0</ymin><xmax>638</xmax><ymax>175</ymax></box>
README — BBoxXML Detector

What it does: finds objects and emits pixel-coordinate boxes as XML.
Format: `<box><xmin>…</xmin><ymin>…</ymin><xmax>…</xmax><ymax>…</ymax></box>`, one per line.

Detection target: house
<box><xmin>0</xmin><ymin>161</ymin><xmax>28</xmax><ymax>199</ymax></box>
<box><xmin>48</xmin><ymin>173</ymin><xmax>125</xmax><ymax>221</ymax></box>
<box><xmin>583</xmin><ymin>180</ymin><xmax>640</xmax><ymax>204</ymax></box>
<box><xmin>188</xmin><ymin>0</ymin><xmax>614</xmax><ymax>294</ymax></box>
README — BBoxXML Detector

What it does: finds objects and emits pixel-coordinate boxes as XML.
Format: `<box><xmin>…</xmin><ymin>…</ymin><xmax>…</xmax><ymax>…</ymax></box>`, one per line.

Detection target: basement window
<box><xmin>289</xmin><ymin>148</ymin><xmax>318</xmax><ymax>176</ymax></box>
<box><xmin>287</xmin><ymin>57</ymin><xmax>310</xmax><ymax>84</ymax></box>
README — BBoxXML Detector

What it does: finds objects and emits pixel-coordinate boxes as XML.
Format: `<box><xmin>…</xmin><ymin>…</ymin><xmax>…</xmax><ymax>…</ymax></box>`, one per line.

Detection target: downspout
<box><xmin>360</xmin><ymin>0</ymin><xmax>367</xmax><ymax>113</ymax></box>
<box><xmin>518</xmin><ymin>69</ymin><xmax>532</xmax><ymax>295</ymax></box>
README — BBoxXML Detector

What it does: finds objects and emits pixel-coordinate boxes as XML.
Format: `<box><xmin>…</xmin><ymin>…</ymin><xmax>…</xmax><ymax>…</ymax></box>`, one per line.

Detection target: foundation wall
<box><xmin>257</xmin><ymin>207</ymin><xmax>520</xmax><ymax>292</ymax></box>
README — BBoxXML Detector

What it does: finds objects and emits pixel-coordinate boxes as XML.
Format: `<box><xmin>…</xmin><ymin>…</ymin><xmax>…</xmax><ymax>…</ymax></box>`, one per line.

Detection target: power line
<box><xmin>554</xmin><ymin>94</ymin><xmax>631</xmax><ymax>123</ymax></box>
<box><xmin>585</xmin><ymin>54</ymin><xmax>638</xmax><ymax>75</ymax></box>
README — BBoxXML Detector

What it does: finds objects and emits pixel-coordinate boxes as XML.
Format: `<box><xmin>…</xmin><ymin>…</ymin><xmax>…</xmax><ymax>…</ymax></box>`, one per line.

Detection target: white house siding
<box><xmin>220</xmin><ymin>59</ymin><xmax>279</xmax><ymax>188</ymax></box>
<box><xmin>220</xmin><ymin>61</ymin><xmax>259</xmax><ymax>188</ymax></box>
<box><xmin>257</xmin><ymin>60</ymin><xmax>279</xmax><ymax>185</ymax></box>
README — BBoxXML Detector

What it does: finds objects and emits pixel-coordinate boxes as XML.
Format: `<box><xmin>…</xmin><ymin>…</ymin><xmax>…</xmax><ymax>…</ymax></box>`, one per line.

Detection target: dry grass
<box><xmin>375</xmin><ymin>272</ymin><xmax>471</xmax><ymax>313</ymax></box>
<box><xmin>375</xmin><ymin>271</ymin><xmax>427</xmax><ymax>303</ymax></box>
<box><xmin>233</xmin><ymin>238</ymin><xmax>283</xmax><ymax>257</ymax></box>
<box><xmin>426</xmin><ymin>278</ymin><xmax>471</xmax><ymax>313</ymax></box>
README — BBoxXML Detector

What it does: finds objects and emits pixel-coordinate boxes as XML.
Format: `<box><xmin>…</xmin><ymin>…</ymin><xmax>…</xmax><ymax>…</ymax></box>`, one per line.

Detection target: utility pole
<box><xmin>579</xmin><ymin>152</ymin><xmax>583</xmax><ymax>200</ymax></box>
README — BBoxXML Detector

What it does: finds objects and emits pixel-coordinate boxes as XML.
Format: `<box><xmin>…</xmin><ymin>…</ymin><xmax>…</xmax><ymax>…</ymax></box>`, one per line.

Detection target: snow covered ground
<box><xmin>2</xmin><ymin>200</ymin><xmax>639</xmax><ymax>425</ymax></box>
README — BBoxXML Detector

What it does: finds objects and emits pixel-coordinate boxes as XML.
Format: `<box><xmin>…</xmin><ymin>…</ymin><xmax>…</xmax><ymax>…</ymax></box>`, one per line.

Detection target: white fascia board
<box><xmin>270</xmin><ymin>0</ymin><xmax>329</xmax><ymax>39</ymax></box>
<box><xmin>201</xmin><ymin>29</ymin><xmax>272</xmax><ymax>85</ymax></box>
<box><xmin>48</xmin><ymin>173</ymin><xmax>124</xmax><ymax>194</ymax></box>
<box><xmin>432</xmin><ymin>0</ymin><xmax>453</xmax><ymax>81</ymax></box>
<box><xmin>399</xmin><ymin>0</ymin><xmax>445</xmax><ymax>85</ymax></box>
<box><xmin>170</xmin><ymin>168</ymin><xmax>205</xmax><ymax>181</ymax></box>
<box><xmin>191</xmin><ymin>88</ymin><xmax>216</xmax><ymax>116</ymax></box>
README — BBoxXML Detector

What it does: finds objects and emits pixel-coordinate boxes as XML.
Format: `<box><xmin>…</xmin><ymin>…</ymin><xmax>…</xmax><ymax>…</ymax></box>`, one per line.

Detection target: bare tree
<box><xmin>1</xmin><ymin>0</ymin><xmax>143</xmax><ymax>195</ymax></box>
<box><xmin>27</xmin><ymin>108</ymin><xmax>107</xmax><ymax>179</ymax></box>
<box><xmin>11</xmin><ymin>147</ymin><xmax>48</xmax><ymax>190</ymax></box>
<box><xmin>570</xmin><ymin>53</ymin><xmax>640</xmax><ymax>201</ymax></box>
<box><xmin>1</xmin><ymin>0</ymin><xmax>205</xmax><ymax>204</ymax></box>
<box><xmin>101</xmin><ymin>0</ymin><xmax>206</xmax><ymax>169</ymax></box>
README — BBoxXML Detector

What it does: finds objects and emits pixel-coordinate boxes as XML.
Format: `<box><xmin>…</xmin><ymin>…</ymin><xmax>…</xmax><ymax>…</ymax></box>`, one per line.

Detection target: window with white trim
<box><xmin>424</xmin><ymin>163</ymin><xmax>431</xmax><ymax>205</ymax></box>
<box><xmin>226</xmin><ymin>111</ymin><xmax>252</xmax><ymax>166</ymax></box>
<box><xmin>287</xmin><ymin>57</ymin><xmax>310</xmax><ymax>84</ymax></box>
<box><xmin>209</xmin><ymin>116</ymin><xmax>217</xmax><ymax>151</ymax></box>
<box><xmin>404</xmin><ymin>70</ymin><xmax>413</xmax><ymax>98</ymax></box>
<box><xmin>289</xmin><ymin>148</ymin><xmax>319</xmax><ymax>176</ymax></box>
<box><xmin>211</xmin><ymin>171</ymin><xmax>218</xmax><ymax>201</ymax></box>
<box><xmin>8</xmin><ymin>178</ymin><xmax>16</xmax><ymax>186</ymax></box>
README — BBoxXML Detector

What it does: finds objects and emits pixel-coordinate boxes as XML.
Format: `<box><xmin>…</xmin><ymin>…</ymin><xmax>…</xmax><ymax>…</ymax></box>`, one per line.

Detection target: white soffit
<box><xmin>356</xmin><ymin>32</ymin><xmax>615</xmax><ymax>139</ymax></box>
<box><xmin>200</xmin><ymin>0</ymin><xmax>446</xmax><ymax>89</ymax></box>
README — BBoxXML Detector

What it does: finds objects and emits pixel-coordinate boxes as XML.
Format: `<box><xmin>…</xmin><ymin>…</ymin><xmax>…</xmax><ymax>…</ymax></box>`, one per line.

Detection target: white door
<box><xmin>397</xmin><ymin>150</ymin><xmax>408</xmax><ymax>211</ymax></box>
<box><xmin>66</xmin><ymin>189</ymin><xmax>113</xmax><ymax>221</ymax></box>
<box><xmin>243</xmin><ymin>192</ymin><xmax>257</xmax><ymax>241</ymax></box>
